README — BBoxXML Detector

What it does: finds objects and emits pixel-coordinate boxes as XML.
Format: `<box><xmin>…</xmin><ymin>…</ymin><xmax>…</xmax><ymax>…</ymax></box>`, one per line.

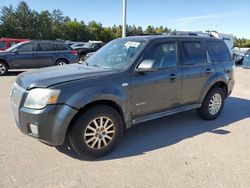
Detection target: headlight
<box><xmin>24</xmin><ymin>88</ymin><xmax>60</xmax><ymax>109</ymax></box>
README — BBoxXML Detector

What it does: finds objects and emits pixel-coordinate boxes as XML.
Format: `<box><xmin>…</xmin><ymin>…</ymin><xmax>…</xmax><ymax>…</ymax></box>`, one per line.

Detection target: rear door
<box><xmin>180</xmin><ymin>39</ymin><xmax>215</xmax><ymax>105</ymax></box>
<box><xmin>35</xmin><ymin>43</ymin><xmax>56</xmax><ymax>67</ymax></box>
<box><xmin>8</xmin><ymin>43</ymin><xmax>37</xmax><ymax>68</ymax></box>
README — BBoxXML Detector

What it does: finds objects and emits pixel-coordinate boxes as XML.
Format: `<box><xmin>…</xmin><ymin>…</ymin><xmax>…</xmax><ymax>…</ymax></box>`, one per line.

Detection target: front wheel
<box><xmin>0</xmin><ymin>61</ymin><xmax>8</xmax><ymax>76</ymax></box>
<box><xmin>69</xmin><ymin>105</ymin><xmax>124</xmax><ymax>159</ymax></box>
<box><xmin>197</xmin><ymin>87</ymin><xmax>225</xmax><ymax>120</ymax></box>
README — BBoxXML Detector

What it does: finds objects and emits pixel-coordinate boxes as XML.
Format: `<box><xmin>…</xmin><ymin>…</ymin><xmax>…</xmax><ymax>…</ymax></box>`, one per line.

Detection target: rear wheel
<box><xmin>55</xmin><ymin>59</ymin><xmax>68</xmax><ymax>66</ymax></box>
<box><xmin>197</xmin><ymin>87</ymin><xmax>225</xmax><ymax>120</ymax></box>
<box><xmin>69</xmin><ymin>105</ymin><xmax>124</xmax><ymax>159</ymax></box>
<box><xmin>0</xmin><ymin>61</ymin><xmax>8</xmax><ymax>76</ymax></box>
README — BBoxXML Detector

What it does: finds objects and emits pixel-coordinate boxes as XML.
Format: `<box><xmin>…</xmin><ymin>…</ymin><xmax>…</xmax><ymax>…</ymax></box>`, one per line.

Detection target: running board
<box><xmin>132</xmin><ymin>104</ymin><xmax>201</xmax><ymax>125</ymax></box>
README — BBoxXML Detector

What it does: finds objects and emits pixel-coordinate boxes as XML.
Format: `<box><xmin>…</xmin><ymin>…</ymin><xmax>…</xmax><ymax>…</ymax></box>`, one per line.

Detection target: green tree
<box><xmin>145</xmin><ymin>25</ymin><xmax>155</xmax><ymax>34</ymax></box>
<box><xmin>15</xmin><ymin>1</ymin><xmax>39</xmax><ymax>38</ymax></box>
<box><xmin>51</xmin><ymin>9</ymin><xmax>65</xmax><ymax>39</ymax></box>
<box><xmin>37</xmin><ymin>10</ymin><xmax>52</xmax><ymax>39</ymax></box>
<box><xmin>87</xmin><ymin>21</ymin><xmax>103</xmax><ymax>40</ymax></box>
<box><xmin>0</xmin><ymin>5</ymin><xmax>17</xmax><ymax>37</ymax></box>
<box><xmin>63</xmin><ymin>19</ymin><xmax>85</xmax><ymax>41</ymax></box>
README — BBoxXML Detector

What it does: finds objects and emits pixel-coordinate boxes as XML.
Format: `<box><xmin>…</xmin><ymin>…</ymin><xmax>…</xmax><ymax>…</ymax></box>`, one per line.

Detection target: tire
<box><xmin>0</xmin><ymin>61</ymin><xmax>8</xmax><ymax>76</ymax></box>
<box><xmin>55</xmin><ymin>59</ymin><xmax>68</xmax><ymax>66</ymax></box>
<box><xmin>69</xmin><ymin>105</ymin><xmax>124</xmax><ymax>159</ymax></box>
<box><xmin>197</xmin><ymin>87</ymin><xmax>225</xmax><ymax>120</ymax></box>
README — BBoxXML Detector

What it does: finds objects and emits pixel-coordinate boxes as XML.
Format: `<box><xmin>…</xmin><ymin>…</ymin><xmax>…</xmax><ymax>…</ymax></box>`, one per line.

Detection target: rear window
<box><xmin>55</xmin><ymin>43</ymin><xmax>69</xmax><ymax>51</ymax></box>
<box><xmin>207</xmin><ymin>41</ymin><xmax>232</xmax><ymax>62</ymax></box>
<box><xmin>182</xmin><ymin>41</ymin><xmax>207</xmax><ymax>65</ymax></box>
<box><xmin>37</xmin><ymin>43</ymin><xmax>55</xmax><ymax>51</ymax></box>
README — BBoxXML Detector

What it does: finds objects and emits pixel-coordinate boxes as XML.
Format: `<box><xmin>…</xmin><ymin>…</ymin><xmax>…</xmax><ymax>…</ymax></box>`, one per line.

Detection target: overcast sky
<box><xmin>2</xmin><ymin>0</ymin><xmax>250</xmax><ymax>38</ymax></box>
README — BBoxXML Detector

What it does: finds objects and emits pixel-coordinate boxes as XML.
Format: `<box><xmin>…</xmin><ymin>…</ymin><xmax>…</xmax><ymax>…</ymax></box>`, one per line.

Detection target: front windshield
<box><xmin>86</xmin><ymin>38</ymin><xmax>147</xmax><ymax>70</ymax></box>
<box><xmin>4</xmin><ymin>42</ymin><xmax>23</xmax><ymax>52</ymax></box>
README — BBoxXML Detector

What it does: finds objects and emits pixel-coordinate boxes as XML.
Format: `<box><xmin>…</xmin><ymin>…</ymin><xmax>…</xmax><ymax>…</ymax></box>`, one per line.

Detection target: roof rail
<box><xmin>169</xmin><ymin>31</ymin><xmax>214</xmax><ymax>37</ymax></box>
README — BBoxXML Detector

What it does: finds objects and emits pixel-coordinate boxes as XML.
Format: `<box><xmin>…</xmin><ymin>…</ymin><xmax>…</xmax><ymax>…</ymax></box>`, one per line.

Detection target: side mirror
<box><xmin>136</xmin><ymin>59</ymin><xmax>158</xmax><ymax>72</ymax></box>
<box><xmin>12</xmin><ymin>49</ymin><xmax>18</xmax><ymax>53</ymax></box>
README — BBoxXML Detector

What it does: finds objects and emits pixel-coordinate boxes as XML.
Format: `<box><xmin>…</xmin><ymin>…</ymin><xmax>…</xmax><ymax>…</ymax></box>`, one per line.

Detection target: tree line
<box><xmin>0</xmin><ymin>1</ymin><xmax>172</xmax><ymax>43</ymax></box>
<box><xmin>234</xmin><ymin>37</ymin><xmax>250</xmax><ymax>48</ymax></box>
<box><xmin>1</xmin><ymin>1</ymin><xmax>249</xmax><ymax>47</ymax></box>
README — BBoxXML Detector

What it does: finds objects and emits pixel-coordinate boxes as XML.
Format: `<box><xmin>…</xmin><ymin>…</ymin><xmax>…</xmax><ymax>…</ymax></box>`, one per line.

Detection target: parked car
<box><xmin>233</xmin><ymin>52</ymin><xmax>244</xmax><ymax>65</ymax></box>
<box><xmin>70</xmin><ymin>42</ymin><xmax>87</xmax><ymax>50</ymax></box>
<box><xmin>243</xmin><ymin>54</ymin><xmax>250</xmax><ymax>69</ymax></box>
<box><xmin>0</xmin><ymin>40</ymin><xmax>79</xmax><ymax>75</ymax></box>
<box><xmin>77</xmin><ymin>41</ymin><xmax>104</xmax><ymax>61</ymax></box>
<box><xmin>0</xmin><ymin>38</ymin><xmax>29</xmax><ymax>51</ymax></box>
<box><xmin>10</xmin><ymin>35</ymin><xmax>234</xmax><ymax>158</ymax></box>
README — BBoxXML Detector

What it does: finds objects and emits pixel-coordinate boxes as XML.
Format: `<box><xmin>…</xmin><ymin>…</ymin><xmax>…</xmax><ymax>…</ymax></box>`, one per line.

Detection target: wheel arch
<box><xmin>0</xmin><ymin>59</ymin><xmax>9</xmax><ymax>69</ymax></box>
<box><xmin>201</xmin><ymin>80</ymin><xmax>228</xmax><ymax>103</ymax></box>
<box><xmin>66</xmin><ymin>99</ymin><xmax>127</xmax><ymax>140</ymax></box>
<box><xmin>56</xmin><ymin>58</ymin><xmax>69</xmax><ymax>64</ymax></box>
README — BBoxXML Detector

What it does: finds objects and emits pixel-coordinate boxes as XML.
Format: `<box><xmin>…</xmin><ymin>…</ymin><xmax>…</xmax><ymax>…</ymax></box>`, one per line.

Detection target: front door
<box><xmin>9</xmin><ymin>43</ymin><xmax>37</xmax><ymax>69</ymax></box>
<box><xmin>132</xmin><ymin>41</ymin><xmax>182</xmax><ymax>118</ymax></box>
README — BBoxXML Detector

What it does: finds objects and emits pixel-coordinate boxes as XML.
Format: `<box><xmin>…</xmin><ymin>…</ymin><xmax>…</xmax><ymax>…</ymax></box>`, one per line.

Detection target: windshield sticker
<box><xmin>124</xmin><ymin>42</ymin><xmax>140</xmax><ymax>48</ymax></box>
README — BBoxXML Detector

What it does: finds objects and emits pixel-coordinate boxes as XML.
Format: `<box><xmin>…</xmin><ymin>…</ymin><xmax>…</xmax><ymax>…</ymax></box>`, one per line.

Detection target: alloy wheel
<box><xmin>84</xmin><ymin>116</ymin><xmax>116</xmax><ymax>150</ymax></box>
<box><xmin>0</xmin><ymin>64</ymin><xmax>6</xmax><ymax>75</ymax></box>
<box><xmin>208</xmin><ymin>93</ymin><xmax>222</xmax><ymax>115</ymax></box>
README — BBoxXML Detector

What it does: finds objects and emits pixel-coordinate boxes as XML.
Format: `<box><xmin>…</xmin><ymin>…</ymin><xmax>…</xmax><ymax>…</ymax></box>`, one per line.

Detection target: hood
<box><xmin>16</xmin><ymin>64</ymin><xmax>116</xmax><ymax>90</ymax></box>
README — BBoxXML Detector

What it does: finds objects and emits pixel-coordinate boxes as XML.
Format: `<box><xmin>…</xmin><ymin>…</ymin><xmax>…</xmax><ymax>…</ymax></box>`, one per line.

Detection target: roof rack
<box><xmin>169</xmin><ymin>31</ymin><xmax>214</xmax><ymax>37</ymax></box>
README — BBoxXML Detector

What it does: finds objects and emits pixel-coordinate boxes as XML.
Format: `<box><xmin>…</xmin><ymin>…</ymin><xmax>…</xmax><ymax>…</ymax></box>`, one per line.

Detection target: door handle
<box><xmin>205</xmin><ymin>68</ymin><xmax>213</xmax><ymax>75</ymax></box>
<box><xmin>169</xmin><ymin>73</ymin><xmax>177</xmax><ymax>81</ymax></box>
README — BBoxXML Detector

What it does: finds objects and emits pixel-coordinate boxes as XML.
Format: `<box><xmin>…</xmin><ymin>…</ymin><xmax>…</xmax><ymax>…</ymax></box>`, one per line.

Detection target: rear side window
<box><xmin>182</xmin><ymin>42</ymin><xmax>207</xmax><ymax>65</ymax></box>
<box><xmin>37</xmin><ymin>43</ymin><xmax>55</xmax><ymax>51</ymax></box>
<box><xmin>207</xmin><ymin>41</ymin><xmax>231</xmax><ymax>62</ymax></box>
<box><xmin>55</xmin><ymin>43</ymin><xmax>69</xmax><ymax>51</ymax></box>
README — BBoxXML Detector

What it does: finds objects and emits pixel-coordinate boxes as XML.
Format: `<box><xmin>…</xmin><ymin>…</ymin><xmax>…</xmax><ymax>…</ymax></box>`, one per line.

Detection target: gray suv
<box><xmin>11</xmin><ymin>35</ymin><xmax>235</xmax><ymax>158</ymax></box>
<box><xmin>0</xmin><ymin>41</ymin><xmax>79</xmax><ymax>75</ymax></box>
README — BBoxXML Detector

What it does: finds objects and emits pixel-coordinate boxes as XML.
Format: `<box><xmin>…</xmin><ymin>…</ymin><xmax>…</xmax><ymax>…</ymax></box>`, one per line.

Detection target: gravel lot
<box><xmin>0</xmin><ymin>67</ymin><xmax>250</xmax><ymax>188</ymax></box>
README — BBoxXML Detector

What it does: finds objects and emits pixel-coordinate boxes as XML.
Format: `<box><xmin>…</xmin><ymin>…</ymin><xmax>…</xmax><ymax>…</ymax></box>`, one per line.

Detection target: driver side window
<box><xmin>142</xmin><ymin>42</ymin><xmax>177</xmax><ymax>69</ymax></box>
<box><xmin>18</xmin><ymin>44</ymin><xmax>34</xmax><ymax>53</ymax></box>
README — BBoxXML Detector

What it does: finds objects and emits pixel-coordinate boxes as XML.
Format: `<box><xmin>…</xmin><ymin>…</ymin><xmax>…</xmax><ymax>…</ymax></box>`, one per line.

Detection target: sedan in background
<box><xmin>0</xmin><ymin>40</ymin><xmax>79</xmax><ymax>75</ymax></box>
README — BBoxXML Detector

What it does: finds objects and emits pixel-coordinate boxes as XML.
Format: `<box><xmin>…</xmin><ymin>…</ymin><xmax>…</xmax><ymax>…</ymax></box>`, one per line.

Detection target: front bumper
<box><xmin>12</xmin><ymin>103</ymin><xmax>78</xmax><ymax>146</ymax></box>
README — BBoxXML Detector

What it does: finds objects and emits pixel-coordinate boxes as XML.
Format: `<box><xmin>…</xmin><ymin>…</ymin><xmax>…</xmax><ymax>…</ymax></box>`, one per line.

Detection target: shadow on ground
<box><xmin>5</xmin><ymin>70</ymin><xmax>25</xmax><ymax>76</ymax></box>
<box><xmin>56</xmin><ymin>97</ymin><xmax>250</xmax><ymax>161</ymax></box>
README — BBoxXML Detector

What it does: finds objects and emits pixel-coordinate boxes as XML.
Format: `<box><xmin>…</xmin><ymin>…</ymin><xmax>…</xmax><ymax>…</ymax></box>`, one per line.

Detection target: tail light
<box><xmin>71</xmin><ymin>50</ymin><xmax>78</xmax><ymax>56</ymax></box>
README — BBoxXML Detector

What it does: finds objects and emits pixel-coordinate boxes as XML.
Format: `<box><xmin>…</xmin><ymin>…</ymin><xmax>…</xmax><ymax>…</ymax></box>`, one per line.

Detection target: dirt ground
<box><xmin>0</xmin><ymin>67</ymin><xmax>250</xmax><ymax>188</ymax></box>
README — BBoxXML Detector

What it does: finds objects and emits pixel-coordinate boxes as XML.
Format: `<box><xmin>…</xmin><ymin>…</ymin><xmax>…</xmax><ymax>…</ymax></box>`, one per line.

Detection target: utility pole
<box><xmin>122</xmin><ymin>0</ymin><xmax>127</xmax><ymax>38</ymax></box>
